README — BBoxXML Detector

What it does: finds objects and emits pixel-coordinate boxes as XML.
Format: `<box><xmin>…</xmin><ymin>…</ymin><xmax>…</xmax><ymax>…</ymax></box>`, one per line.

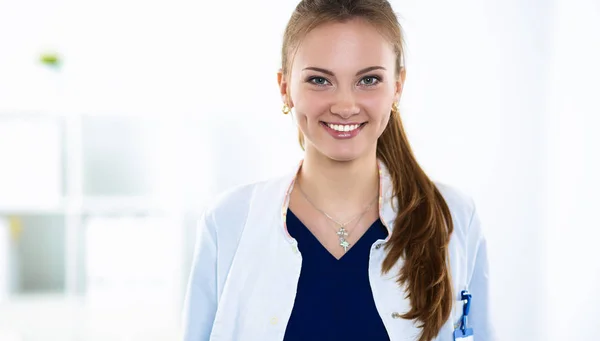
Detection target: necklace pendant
<box><xmin>340</xmin><ymin>239</ymin><xmax>350</xmax><ymax>252</ymax></box>
<box><xmin>337</xmin><ymin>227</ymin><xmax>350</xmax><ymax>252</ymax></box>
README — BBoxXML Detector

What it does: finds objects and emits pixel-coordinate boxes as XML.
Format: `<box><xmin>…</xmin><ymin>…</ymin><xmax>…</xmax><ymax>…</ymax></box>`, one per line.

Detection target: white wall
<box><xmin>545</xmin><ymin>0</ymin><xmax>600</xmax><ymax>340</ymax></box>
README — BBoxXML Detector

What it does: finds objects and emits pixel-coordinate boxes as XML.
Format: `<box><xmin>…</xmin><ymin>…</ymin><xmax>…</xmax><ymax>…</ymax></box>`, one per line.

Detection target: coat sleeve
<box><xmin>466</xmin><ymin>203</ymin><xmax>498</xmax><ymax>341</ymax></box>
<box><xmin>181</xmin><ymin>209</ymin><xmax>218</xmax><ymax>341</ymax></box>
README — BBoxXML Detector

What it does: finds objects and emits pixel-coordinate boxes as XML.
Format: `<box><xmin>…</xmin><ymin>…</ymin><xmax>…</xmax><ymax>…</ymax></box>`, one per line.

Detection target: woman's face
<box><xmin>278</xmin><ymin>18</ymin><xmax>405</xmax><ymax>162</ymax></box>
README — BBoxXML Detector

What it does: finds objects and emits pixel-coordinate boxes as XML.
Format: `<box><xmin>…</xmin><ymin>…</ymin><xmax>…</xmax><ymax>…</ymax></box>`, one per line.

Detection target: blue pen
<box><xmin>460</xmin><ymin>290</ymin><xmax>472</xmax><ymax>330</ymax></box>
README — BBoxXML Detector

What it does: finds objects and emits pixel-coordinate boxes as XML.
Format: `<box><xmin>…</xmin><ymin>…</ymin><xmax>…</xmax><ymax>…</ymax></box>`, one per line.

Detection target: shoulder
<box><xmin>433</xmin><ymin>181</ymin><xmax>483</xmax><ymax>241</ymax></box>
<box><xmin>434</xmin><ymin>181</ymin><xmax>475</xmax><ymax>220</ymax></box>
<box><xmin>434</xmin><ymin>181</ymin><xmax>487</xmax><ymax>278</ymax></box>
<box><xmin>203</xmin><ymin>182</ymin><xmax>257</xmax><ymax>223</ymax></box>
<box><xmin>202</xmin><ymin>171</ymin><xmax>293</xmax><ymax>230</ymax></box>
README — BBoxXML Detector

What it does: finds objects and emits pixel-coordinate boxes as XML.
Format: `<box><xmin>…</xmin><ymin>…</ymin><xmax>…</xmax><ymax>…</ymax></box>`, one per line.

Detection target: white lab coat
<box><xmin>182</xmin><ymin>158</ymin><xmax>496</xmax><ymax>341</ymax></box>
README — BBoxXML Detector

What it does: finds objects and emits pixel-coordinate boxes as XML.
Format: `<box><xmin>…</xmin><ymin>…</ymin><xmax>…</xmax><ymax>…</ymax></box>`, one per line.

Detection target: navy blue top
<box><xmin>283</xmin><ymin>208</ymin><xmax>391</xmax><ymax>341</ymax></box>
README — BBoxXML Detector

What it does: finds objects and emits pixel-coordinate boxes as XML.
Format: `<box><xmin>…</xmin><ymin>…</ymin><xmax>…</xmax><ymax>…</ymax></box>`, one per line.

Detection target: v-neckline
<box><xmin>287</xmin><ymin>208</ymin><xmax>382</xmax><ymax>262</ymax></box>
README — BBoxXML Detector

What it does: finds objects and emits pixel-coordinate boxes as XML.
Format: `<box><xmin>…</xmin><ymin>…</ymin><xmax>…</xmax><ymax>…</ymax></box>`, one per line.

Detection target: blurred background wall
<box><xmin>0</xmin><ymin>0</ymin><xmax>598</xmax><ymax>340</ymax></box>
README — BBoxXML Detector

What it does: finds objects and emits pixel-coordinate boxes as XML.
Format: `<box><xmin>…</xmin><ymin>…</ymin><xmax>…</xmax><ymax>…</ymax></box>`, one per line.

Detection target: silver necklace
<box><xmin>297</xmin><ymin>183</ymin><xmax>378</xmax><ymax>252</ymax></box>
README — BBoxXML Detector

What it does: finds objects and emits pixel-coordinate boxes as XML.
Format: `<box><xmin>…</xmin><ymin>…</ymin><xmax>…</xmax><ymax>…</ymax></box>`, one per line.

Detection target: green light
<box><xmin>40</xmin><ymin>53</ymin><xmax>61</xmax><ymax>67</ymax></box>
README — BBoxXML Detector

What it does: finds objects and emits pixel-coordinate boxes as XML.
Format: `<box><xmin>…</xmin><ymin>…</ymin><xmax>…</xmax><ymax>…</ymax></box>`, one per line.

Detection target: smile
<box><xmin>321</xmin><ymin>122</ymin><xmax>366</xmax><ymax>132</ymax></box>
<box><xmin>320</xmin><ymin>121</ymin><xmax>367</xmax><ymax>140</ymax></box>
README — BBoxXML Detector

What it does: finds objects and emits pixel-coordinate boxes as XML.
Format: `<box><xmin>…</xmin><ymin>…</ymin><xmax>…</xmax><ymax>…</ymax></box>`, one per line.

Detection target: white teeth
<box><xmin>326</xmin><ymin>123</ymin><xmax>361</xmax><ymax>132</ymax></box>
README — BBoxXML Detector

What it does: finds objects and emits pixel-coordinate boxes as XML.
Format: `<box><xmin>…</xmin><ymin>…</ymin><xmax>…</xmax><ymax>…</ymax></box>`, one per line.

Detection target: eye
<box><xmin>307</xmin><ymin>76</ymin><xmax>331</xmax><ymax>87</ymax></box>
<box><xmin>359</xmin><ymin>75</ymin><xmax>382</xmax><ymax>87</ymax></box>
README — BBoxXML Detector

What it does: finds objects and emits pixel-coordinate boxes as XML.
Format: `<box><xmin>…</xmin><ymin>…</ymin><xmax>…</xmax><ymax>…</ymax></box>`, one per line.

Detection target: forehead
<box><xmin>293</xmin><ymin>18</ymin><xmax>396</xmax><ymax>72</ymax></box>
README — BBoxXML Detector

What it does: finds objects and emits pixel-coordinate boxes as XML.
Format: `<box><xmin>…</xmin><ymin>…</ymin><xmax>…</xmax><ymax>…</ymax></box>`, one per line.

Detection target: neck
<box><xmin>296</xmin><ymin>148</ymin><xmax>380</xmax><ymax>218</ymax></box>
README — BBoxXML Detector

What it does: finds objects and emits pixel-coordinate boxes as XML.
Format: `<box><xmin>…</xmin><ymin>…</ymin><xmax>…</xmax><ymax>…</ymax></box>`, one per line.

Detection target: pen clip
<box><xmin>461</xmin><ymin>290</ymin><xmax>472</xmax><ymax>316</ymax></box>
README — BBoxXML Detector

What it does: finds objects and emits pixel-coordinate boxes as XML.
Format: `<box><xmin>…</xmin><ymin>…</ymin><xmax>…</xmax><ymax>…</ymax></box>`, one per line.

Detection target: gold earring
<box><xmin>282</xmin><ymin>103</ymin><xmax>291</xmax><ymax>115</ymax></box>
<box><xmin>391</xmin><ymin>102</ymin><xmax>399</xmax><ymax>114</ymax></box>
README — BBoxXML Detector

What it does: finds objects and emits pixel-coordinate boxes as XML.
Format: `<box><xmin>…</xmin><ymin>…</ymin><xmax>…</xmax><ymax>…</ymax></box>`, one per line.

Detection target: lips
<box><xmin>320</xmin><ymin>121</ymin><xmax>367</xmax><ymax>139</ymax></box>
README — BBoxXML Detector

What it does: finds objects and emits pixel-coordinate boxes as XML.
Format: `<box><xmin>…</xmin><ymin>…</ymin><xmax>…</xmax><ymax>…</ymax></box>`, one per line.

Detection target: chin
<box><xmin>326</xmin><ymin>155</ymin><xmax>357</xmax><ymax>163</ymax></box>
<box><xmin>321</xmin><ymin>147</ymin><xmax>365</xmax><ymax>163</ymax></box>
<box><xmin>307</xmin><ymin>135</ymin><xmax>374</xmax><ymax>162</ymax></box>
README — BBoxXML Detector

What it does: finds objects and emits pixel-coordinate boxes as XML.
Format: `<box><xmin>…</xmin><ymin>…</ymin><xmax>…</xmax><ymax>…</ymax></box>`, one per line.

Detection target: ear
<box><xmin>393</xmin><ymin>67</ymin><xmax>407</xmax><ymax>103</ymax></box>
<box><xmin>277</xmin><ymin>68</ymin><xmax>292</xmax><ymax>106</ymax></box>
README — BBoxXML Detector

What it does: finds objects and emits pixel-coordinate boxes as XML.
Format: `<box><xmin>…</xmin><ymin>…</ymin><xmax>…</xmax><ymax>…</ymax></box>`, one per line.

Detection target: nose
<box><xmin>330</xmin><ymin>90</ymin><xmax>360</xmax><ymax>119</ymax></box>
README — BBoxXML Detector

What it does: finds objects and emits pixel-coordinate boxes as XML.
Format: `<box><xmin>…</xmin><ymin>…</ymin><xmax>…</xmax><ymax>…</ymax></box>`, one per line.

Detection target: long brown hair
<box><xmin>280</xmin><ymin>1</ymin><xmax>454</xmax><ymax>340</ymax></box>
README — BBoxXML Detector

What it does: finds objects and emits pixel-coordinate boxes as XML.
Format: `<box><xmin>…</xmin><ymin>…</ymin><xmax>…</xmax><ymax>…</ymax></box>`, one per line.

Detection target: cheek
<box><xmin>292</xmin><ymin>90</ymin><xmax>329</xmax><ymax>119</ymax></box>
<box><xmin>363</xmin><ymin>99</ymin><xmax>391</xmax><ymax>121</ymax></box>
<box><xmin>380</xmin><ymin>113</ymin><xmax>392</xmax><ymax>130</ymax></box>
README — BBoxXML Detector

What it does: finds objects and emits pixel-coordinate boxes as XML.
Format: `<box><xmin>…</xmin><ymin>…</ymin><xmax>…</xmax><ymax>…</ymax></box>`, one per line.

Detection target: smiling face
<box><xmin>278</xmin><ymin>17</ymin><xmax>406</xmax><ymax>162</ymax></box>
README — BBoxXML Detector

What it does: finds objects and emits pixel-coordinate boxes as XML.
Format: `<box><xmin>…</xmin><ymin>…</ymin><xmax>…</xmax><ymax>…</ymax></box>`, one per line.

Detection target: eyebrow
<box><xmin>302</xmin><ymin>66</ymin><xmax>386</xmax><ymax>76</ymax></box>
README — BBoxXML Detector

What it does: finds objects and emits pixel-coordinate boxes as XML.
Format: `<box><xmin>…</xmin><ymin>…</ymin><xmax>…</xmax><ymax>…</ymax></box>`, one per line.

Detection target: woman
<box><xmin>182</xmin><ymin>0</ymin><xmax>495</xmax><ymax>340</ymax></box>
